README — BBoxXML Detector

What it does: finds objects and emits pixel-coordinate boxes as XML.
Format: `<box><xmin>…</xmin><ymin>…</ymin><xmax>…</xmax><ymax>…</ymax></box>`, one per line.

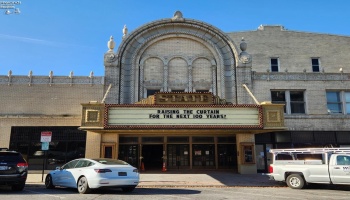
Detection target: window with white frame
<box><xmin>311</xmin><ymin>58</ymin><xmax>320</xmax><ymax>72</ymax></box>
<box><xmin>346</xmin><ymin>92</ymin><xmax>350</xmax><ymax>114</ymax></box>
<box><xmin>270</xmin><ymin>58</ymin><xmax>279</xmax><ymax>72</ymax></box>
<box><xmin>326</xmin><ymin>91</ymin><xmax>350</xmax><ymax>114</ymax></box>
<box><xmin>271</xmin><ymin>90</ymin><xmax>305</xmax><ymax>114</ymax></box>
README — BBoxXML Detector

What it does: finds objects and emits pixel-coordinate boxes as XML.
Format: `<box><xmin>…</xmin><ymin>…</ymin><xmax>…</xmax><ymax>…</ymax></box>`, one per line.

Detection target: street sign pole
<box><xmin>42</xmin><ymin>150</ymin><xmax>46</xmax><ymax>182</ymax></box>
<box><xmin>41</xmin><ymin>132</ymin><xmax>52</xmax><ymax>182</ymax></box>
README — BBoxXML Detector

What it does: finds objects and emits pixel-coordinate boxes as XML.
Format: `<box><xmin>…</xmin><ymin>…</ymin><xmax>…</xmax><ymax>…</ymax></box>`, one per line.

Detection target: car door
<box><xmin>329</xmin><ymin>155</ymin><xmax>350</xmax><ymax>184</ymax></box>
<box><xmin>53</xmin><ymin>160</ymin><xmax>79</xmax><ymax>188</ymax></box>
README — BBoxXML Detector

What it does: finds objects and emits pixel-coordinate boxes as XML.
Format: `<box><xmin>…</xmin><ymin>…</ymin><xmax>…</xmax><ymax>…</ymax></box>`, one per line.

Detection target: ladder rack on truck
<box><xmin>269</xmin><ymin>148</ymin><xmax>350</xmax><ymax>155</ymax></box>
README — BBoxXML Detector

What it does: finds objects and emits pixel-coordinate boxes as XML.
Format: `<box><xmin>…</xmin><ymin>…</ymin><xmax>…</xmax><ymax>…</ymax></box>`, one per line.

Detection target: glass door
<box><xmin>167</xmin><ymin>144</ymin><xmax>189</xmax><ymax>169</ymax></box>
<box><xmin>119</xmin><ymin>145</ymin><xmax>138</xmax><ymax>168</ymax></box>
<box><xmin>217</xmin><ymin>144</ymin><xmax>237</xmax><ymax>169</ymax></box>
<box><xmin>255</xmin><ymin>144</ymin><xmax>273</xmax><ymax>173</ymax></box>
<box><xmin>192</xmin><ymin>144</ymin><xmax>215</xmax><ymax>169</ymax></box>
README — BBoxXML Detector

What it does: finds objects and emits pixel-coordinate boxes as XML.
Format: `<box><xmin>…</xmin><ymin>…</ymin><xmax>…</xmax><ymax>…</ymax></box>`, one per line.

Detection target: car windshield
<box><xmin>92</xmin><ymin>158</ymin><xmax>128</xmax><ymax>165</ymax></box>
<box><xmin>0</xmin><ymin>152</ymin><xmax>21</xmax><ymax>161</ymax></box>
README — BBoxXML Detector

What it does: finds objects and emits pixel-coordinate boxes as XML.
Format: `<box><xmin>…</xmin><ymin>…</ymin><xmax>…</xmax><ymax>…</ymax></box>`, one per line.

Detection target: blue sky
<box><xmin>1</xmin><ymin>0</ymin><xmax>350</xmax><ymax>76</ymax></box>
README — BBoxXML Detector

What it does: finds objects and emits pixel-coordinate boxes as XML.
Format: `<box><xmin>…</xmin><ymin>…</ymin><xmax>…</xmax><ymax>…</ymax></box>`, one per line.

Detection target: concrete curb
<box><xmin>25</xmin><ymin>171</ymin><xmax>287</xmax><ymax>188</ymax></box>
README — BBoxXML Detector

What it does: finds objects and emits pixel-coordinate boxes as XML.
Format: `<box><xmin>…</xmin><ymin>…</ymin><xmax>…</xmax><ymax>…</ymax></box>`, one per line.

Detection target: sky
<box><xmin>1</xmin><ymin>0</ymin><xmax>350</xmax><ymax>76</ymax></box>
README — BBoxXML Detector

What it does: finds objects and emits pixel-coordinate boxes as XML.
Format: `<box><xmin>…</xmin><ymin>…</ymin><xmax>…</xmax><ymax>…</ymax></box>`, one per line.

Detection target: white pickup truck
<box><xmin>267</xmin><ymin>148</ymin><xmax>350</xmax><ymax>189</ymax></box>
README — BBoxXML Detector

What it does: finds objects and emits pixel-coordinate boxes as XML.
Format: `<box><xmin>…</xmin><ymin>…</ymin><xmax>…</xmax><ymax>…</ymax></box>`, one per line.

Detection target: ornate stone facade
<box><xmin>1</xmin><ymin>11</ymin><xmax>350</xmax><ymax>174</ymax></box>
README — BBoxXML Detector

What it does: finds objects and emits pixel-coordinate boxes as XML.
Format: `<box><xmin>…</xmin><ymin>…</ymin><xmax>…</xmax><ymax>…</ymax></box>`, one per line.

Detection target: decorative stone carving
<box><xmin>239</xmin><ymin>52</ymin><xmax>252</xmax><ymax>64</ymax></box>
<box><xmin>28</xmin><ymin>70</ymin><xmax>33</xmax><ymax>86</ymax></box>
<box><xmin>89</xmin><ymin>71</ymin><xmax>94</xmax><ymax>86</ymax></box>
<box><xmin>123</xmin><ymin>25</ymin><xmax>128</xmax><ymax>39</ymax></box>
<box><xmin>117</xmin><ymin>16</ymin><xmax>239</xmax><ymax>103</ymax></box>
<box><xmin>239</xmin><ymin>38</ymin><xmax>252</xmax><ymax>64</ymax></box>
<box><xmin>69</xmin><ymin>71</ymin><xmax>74</xmax><ymax>86</ymax></box>
<box><xmin>107</xmin><ymin>36</ymin><xmax>115</xmax><ymax>51</ymax></box>
<box><xmin>240</xmin><ymin>38</ymin><xmax>247</xmax><ymax>51</ymax></box>
<box><xmin>49</xmin><ymin>71</ymin><xmax>53</xmax><ymax>86</ymax></box>
<box><xmin>8</xmin><ymin>70</ymin><xmax>12</xmax><ymax>85</ymax></box>
<box><xmin>104</xmin><ymin>52</ymin><xmax>118</xmax><ymax>67</ymax></box>
<box><xmin>172</xmin><ymin>11</ymin><xmax>184</xmax><ymax>22</ymax></box>
<box><xmin>0</xmin><ymin>75</ymin><xmax>103</xmax><ymax>85</ymax></box>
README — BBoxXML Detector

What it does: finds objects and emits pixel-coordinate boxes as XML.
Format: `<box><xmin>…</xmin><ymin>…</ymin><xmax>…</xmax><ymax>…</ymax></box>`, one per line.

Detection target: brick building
<box><xmin>1</xmin><ymin>11</ymin><xmax>349</xmax><ymax>173</ymax></box>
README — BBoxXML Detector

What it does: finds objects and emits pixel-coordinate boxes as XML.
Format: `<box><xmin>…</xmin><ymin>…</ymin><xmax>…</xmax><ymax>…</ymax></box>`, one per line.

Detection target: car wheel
<box><xmin>286</xmin><ymin>174</ymin><xmax>305</xmax><ymax>189</ymax></box>
<box><xmin>45</xmin><ymin>175</ymin><xmax>55</xmax><ymax>189</ymax></box>
<box><xmin>11</xmin><ymin>182</ymin><xmax>25</xmax><ymax>191</ymax></box>
<box><xmin>77</xmin><ymin>176</ymin><xmax>91</xmax><ymax>194</ymax></box>
<box><xmin>121</xmin><ymin>186</ymin><xmax>136</xmax><ymax>193</ymax></box>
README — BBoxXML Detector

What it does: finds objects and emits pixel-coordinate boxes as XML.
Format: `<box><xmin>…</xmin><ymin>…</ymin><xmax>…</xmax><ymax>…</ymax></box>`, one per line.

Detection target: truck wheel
<box><xmin>286</xmin><ymin>174</ymin><xmax>305</xmax><ymax>189</ymax></box>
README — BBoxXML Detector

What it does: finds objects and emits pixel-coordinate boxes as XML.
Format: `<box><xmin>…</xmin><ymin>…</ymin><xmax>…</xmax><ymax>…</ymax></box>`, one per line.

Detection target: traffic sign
<box><xmin>41</xmin><ymin>131</ymin><xmax>52</xmax><ymax>142</ymax></box>
<box><xmin>41</xmin><ymin>142</ymin><xmax>49</xmax><ymax>150</ymax></box>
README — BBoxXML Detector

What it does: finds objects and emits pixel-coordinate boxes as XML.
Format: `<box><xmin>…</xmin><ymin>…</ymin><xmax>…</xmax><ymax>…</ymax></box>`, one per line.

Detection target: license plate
<box><xmin>0</xmin><ymin>166</ymin><xmax>8</xmax><ymax>170</ymax></box>
<box><xmin>118</xmin><ymin>172</ymin><xmax>127</xmax><ymax>176</ymax></box>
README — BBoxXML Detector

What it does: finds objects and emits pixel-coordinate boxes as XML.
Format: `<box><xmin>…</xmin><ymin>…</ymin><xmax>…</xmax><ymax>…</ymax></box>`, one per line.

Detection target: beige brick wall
<box><xmin>142</xmin><ymin>37</ymin><xmax>214</xmax><ymax>92</ymax></box>
<box><xmin>144</xmin><ymin>37</ymin><xmax>212</xmax><ymax>57</ymax></box>
<box><xmin>101</xmin><ymin>133</ymin><xmax>118</xmax><ymax>143</ymax></box>
<box><xmin>0</xmin><ymin>84</ymin><xmax>104</xmax><ymax>115</ymax></box>
<box><xmin>0</xmin><ymin>125</ymin><xmax>11</xmax><ymax>148</ymax></box>
<box><xmin>85</xmin><ymin>131</ymin><xmax>101</xmax><ymax>159</ymax></box>
<box><xmin>229</xmin><ymin>25</ymin><xmax>350</xmax><ymax>73</ymax></box>
<box><xmin>0</xmin><ymin>82</ymin><xmax>104</xmax><ymax>147</ymax></box>
<box><xmin>251</xmin><ymin>78</ymin><xmax>350</xmax><ymax>131</ymax></box>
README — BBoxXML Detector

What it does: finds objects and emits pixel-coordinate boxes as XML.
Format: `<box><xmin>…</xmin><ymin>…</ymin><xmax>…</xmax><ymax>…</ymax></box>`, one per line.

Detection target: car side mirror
<box><xmin>56</xmin><ymin>166</ymin><xmax>61</xmax><ymax>170</ymax></box>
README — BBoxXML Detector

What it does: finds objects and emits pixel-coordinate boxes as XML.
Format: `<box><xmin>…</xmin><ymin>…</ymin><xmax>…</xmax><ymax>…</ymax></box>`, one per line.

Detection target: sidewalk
<box><xmin>26</xmin><ymin>170</ymin><xmax>286</xmax><ymax>188</ymax></box>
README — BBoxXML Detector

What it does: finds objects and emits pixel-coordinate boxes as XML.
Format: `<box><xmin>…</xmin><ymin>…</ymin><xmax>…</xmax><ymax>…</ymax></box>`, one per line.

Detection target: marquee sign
<box><xmin>154</xmin><ymin>93</ymin><xmax>213</xmax><ymax>105</ymax></box>
<box><xmin>105</xmin><ymin>105</ymin><xmax>263</xmax><ymax>129</ymax></box>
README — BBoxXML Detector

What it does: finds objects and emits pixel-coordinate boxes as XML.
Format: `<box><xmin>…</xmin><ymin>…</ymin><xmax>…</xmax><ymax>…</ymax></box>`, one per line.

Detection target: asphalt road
<box><xmin>1</xmin><ymin>185</ymin><xmax>350</xmax><ymax>200</ymax></box>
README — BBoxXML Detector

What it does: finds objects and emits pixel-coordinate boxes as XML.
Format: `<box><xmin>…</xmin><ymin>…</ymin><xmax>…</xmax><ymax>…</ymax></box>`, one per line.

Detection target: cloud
<box><xmin>0</xmin><ymin>33</ymin><xmax>92</xmax><ymax>48</ymax></box>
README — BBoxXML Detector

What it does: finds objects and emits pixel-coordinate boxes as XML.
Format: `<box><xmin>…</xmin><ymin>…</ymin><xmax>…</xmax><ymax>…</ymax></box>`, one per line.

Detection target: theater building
<box><xmin>1</xmin><ymin>11</ymin><xmax>349</xmax><ymax>174</ymax></box>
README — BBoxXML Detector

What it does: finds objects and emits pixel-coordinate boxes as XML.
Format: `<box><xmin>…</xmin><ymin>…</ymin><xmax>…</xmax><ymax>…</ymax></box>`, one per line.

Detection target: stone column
<box><xmin>85</xmin><ymin>131</ymin><xmax>101</xmax><ymax>159</ymax></box>
<box><xmin>211</xmin><ymin>64</ymin><xmax>217</xmax><ymax>95</ymax></box>
<box><xmin>0</xmin><ymin>125</ymin><xmax>11</xmax><ymax>148</ymax></box>
<box><xmin>188</xmin><ymin>64</ymin><xmax>193</xmax><ymax>92</ymax></box>
<box><xmin>236</xmin><ymin>133</ymin><xmax>257</xmax><ymax>174</ymax></box>
<box><xmin>164</xmin><ymin>64</ymin><xmax>169</xmax><ymax>92</ymax></box>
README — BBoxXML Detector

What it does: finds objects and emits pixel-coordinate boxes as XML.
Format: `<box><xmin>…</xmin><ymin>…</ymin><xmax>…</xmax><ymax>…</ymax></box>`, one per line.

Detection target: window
<box><xmin>271</xmin><ymin>90</ymin><xmax>305</xmax><ymax>114</ymax></box>
<box><xmin>270</xmin><ymin>58</ymin><xmax>279</xmax><ymax>72</ymax></box>
<box><xmin>290</xmin><ymin>91</ymin><xmax>305</xmax><ymax>113</ymax></box>
<box><xmin>326</xmin><ymin>91</ymin><xmax>350</xmax><ymax>114</ymax></box>
<box><xmin>337</xmin><ymin>155</ymin><xmax>350</xmax><ymax>165</ymax></box>
<box><xmin>346</xmin><ymin>92</ymin><xmax>350</xmax><ymax>114</ymax></box>
<box><xmin>327</xmin><ymin>92</ymin><xmax>342</xmax><ymax>114</ymax></box>
<box><xmin>62</xmin><ymin>160</ymin><xmax>79</xmax><ymax>169</ymax></box>
<box><xmin>75</xmin><ymin>160</ymin><xmax>93</xmax><ymax>168</ymax></box>
<box><xmin>146</xmin><ymin>89</ymin><xmax>160</xmax><ymax>97</ymax></box>
<box><xmin>102</xmin><ymin>143</ymin><xmax>116</xmax><ymax>159</ymax></box>
<box><xmin>271</xmin><ymin>91</ymin><xmax>286</xmax><ymax>113</ymax></box>
<box><xmin>311</xmin><ymin>58</ymin><xmax>320</xmax><ymax>72</ymax></box>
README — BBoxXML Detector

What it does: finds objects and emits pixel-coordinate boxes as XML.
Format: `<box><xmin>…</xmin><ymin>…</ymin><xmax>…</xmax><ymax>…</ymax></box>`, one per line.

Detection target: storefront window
<box><xmin>192</xmin><ymin>137</ymin><xmax>214</xmax><ymax>143</ymax></box>
<box><xmin>9</xmin><ymin>126</ymin><xmax>86</xmax><ymax>170</ymax></box>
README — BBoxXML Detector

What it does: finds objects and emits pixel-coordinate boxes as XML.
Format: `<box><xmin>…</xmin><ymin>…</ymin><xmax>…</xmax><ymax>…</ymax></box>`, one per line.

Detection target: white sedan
<box><xmin>45</xmin><ymin>158</ymin><xmax>139</xmax><ymax>194</ymax></box>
